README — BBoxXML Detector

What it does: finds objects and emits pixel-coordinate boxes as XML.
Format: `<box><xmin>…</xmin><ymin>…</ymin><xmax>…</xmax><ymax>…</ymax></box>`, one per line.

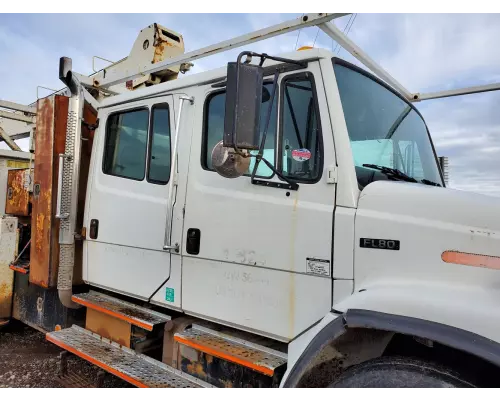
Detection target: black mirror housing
<box><xmin>223</xmin><ymin>61</ymin><xmax>264</xmax><ymax>150</ymax></box>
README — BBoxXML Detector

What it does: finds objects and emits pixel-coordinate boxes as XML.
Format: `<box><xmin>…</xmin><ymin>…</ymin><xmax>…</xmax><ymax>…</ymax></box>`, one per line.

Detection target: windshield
<box><xmin>333</xmin><ymin>60</ymin><xmax>443</xmax><ymax>188</ymax></box>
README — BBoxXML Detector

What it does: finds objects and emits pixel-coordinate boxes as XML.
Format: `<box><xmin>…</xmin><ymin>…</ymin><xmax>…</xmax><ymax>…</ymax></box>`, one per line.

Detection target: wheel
<box><xmin>329</xmin><ymin>356</ymin><xmax>475</xmax><ymax>388</ymax></box>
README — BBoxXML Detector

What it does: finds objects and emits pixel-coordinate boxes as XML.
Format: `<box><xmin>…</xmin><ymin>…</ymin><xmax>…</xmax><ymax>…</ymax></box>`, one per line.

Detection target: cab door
<box><xmin>84</xmin><ymin>95</ymin><xmax>183</xmax><ymax>302</ymax></box>
<box><xmin>182</xmin><ymin>62</ymin><xmax>336</xmax><ymax>341</ymax></box>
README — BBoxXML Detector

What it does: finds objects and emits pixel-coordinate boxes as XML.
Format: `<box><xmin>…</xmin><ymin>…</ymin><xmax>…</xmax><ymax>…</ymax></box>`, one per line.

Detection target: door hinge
<box><xmin>326</xmin><ymin>166</ymin><xmax>338</xmax><ymax>184</ymax></box>
<box><xmin>76</xmin><ymin>227</ymin><xmax>87</xmax><ymax>241</ymax></box>
<box><xmin>82</xmin><ymin>118</ymin><xmax>99</xmax><ymax>131</ymax></box>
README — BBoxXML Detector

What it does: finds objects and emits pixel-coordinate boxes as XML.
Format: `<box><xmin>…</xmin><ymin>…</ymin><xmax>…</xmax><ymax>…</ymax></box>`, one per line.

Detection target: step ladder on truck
<box><xmin>0</xmin><ymin>13</ymin><xmax>499</xmax><ymax>387</ymax></box>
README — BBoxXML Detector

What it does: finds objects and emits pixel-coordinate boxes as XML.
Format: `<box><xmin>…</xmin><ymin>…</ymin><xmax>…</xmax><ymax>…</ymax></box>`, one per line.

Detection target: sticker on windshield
<box><xmin>292</xmin><ymin>148</ymin><xmax>311</xmax><ymax>162</ymax></box>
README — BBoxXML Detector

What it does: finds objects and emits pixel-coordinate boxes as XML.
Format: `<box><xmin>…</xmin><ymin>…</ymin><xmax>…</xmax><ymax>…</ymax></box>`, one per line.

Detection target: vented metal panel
<box><xmin>57</xmin><ymin>244</ymin><xmax>74</xmax><ymax>290</ymax></box>
<box><xmin>59</xmin><ymin>107</ymin><xmax>77</xmax><ymax>241</ymax></box>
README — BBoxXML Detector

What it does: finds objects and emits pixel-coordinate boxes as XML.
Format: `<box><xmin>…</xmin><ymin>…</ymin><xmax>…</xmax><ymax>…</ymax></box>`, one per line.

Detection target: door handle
<box><xmin>89</xmin><ymin>219</ymin><xmax>99</xmax><ymax>239</ymax></box>
<box><xmin>163</xmin><ymin>244</ymin><xmax>179</xmax><ymax>252</ymax></box>
<box><xmin>186</xmin><ymin>228</ymin><xmax>201</xmax><ymax>255</ymax></box>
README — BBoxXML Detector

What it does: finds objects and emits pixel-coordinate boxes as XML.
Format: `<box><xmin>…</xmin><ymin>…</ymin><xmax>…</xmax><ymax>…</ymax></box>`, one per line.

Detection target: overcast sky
<box><xmin>1</xmin><ymin>13</ymin><xmax>499</xmax><ymax>196</ymax></box>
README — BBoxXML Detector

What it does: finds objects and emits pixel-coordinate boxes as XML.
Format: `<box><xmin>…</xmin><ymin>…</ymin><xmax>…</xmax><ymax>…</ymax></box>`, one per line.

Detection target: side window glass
<box><xmin>148</xmin><ymin>105</ymin><xmax>171</xmax><ymax>184</ymax></box>
<box><xmin>103</xmin><ymin>109</ymin><xmax>149</xmax><ymax>180</ymax></box>
<box><xmin>281</xmin><ymin>76</ymin><xmax>322</xmax><ymax>182</ymax></box>
<box><xmin>203</xmin><ymin>82</ymin><xmax>278</xmax><ymax>178</ymax></box>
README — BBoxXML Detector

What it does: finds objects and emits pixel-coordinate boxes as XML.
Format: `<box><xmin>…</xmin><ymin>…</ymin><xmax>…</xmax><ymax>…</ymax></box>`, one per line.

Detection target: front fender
<box><xmin>335</xmin><ymin>281</ymin><xmax>500</xmax><ymax>345</ymax></box>
<box><xmin>282</xmin><ymin>282</ymin><xmax>500</xmax><ymax>387</ymax></box>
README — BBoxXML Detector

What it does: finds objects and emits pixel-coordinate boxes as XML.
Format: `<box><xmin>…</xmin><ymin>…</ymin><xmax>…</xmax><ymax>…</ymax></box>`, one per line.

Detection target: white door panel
<box><xmin>185</xmin><ymin>178</ymin><xmax>333</xmax><ymax>272</ymax></box>
<box><xmin>150</xmin><ymin>94</ymin><xmax>196</xmax><ymax>310</ymax></box>
<box><xmin>89</xmin><ymin>174</ymin><xmax>167</xmax><ymax>249</ymax></box>
<box><xmin>86</xmin><ymin>240</ymin><xmax>169</xmax><ymax>299</ymax></box>
<box><xmin>84</xmin><ymin>95</ymin><xmax>188</xmax><ymax>301</ymax></box>
<box><xmin>182</xmin><ymin>257</ymin><xmax>332</xmax><ymax>341</ymax></box>
<box><xmin>182</xmin><ymin>63</ymin><xmax>336</xmax><ymax>340</ymax></box>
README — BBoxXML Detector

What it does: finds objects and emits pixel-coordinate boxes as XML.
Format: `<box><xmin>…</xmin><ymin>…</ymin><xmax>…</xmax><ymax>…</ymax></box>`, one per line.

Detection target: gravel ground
<box><xmin>0</xmin><ymin>321</ymin><xmax>132</xmax><ymax>388</ymax></box>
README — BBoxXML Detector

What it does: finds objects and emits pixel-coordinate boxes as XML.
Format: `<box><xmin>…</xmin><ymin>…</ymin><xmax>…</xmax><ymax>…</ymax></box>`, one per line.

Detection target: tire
<box><xmin>329</xmin><ymin>356</ymin><xmax>475</xmax><ymax>388</ymax></box>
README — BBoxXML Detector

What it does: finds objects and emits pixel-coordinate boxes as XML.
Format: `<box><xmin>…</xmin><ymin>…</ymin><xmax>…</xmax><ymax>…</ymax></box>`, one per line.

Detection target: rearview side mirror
<box><xmin>223</xmin><ymin>60</ymin><xmax>264</xmax><ymax>150</ymax></box>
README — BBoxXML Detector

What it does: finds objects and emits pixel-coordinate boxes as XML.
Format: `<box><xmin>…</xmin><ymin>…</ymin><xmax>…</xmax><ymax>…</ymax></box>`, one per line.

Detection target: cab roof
<box><xmin>99</xmin><ymin>48</ymin><xmax>335</xmax><ymax>109</ymax></box>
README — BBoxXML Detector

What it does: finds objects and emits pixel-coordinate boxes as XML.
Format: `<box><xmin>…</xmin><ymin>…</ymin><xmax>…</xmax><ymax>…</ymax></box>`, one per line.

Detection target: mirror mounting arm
<box><xmin>236</xmin><ymin>51</ymin><xmax>308</xmax><ymax>69</ymax></box>
<box><xmin>250</xmin><ymin>68</ymin><xmax>299</xmax><ymax>191</ymax></box>
<box><xmin>252</xmin><ymin>157</ymin><xmax>299</xmax><ymax>191</ymax></box>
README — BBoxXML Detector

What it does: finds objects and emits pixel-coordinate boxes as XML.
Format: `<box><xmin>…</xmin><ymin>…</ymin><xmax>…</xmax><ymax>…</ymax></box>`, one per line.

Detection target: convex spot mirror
<box><xmin>261</xmin><ymin>86</ymin><xmax>271</xmax><ymax>103</ymax></box>
<box><xmin>211</xmin><ymin>140</ymin><xmax>251</xmax><ymax>179</ymax></box>
<box><xmin>223</xmin><ymin>61</ymin><xmax>264</xmax><ymax>150</ymax></box>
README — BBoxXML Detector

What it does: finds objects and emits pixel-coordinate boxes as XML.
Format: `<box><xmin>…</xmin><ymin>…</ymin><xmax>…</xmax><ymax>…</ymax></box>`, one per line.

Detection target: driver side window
<box><xmin>202</xmin><ymin>82</ymin><xmax>278</xmax><ymax>178</ymax></box>
<box><xmin>201</xmin><ymin>72</ymin><xmax>323</xmax><ymax>183</ymax></box>
<box><xmin>280</xmin><ymin>73</ymin><xmax>323</xmax><ymax>182</ymax></box>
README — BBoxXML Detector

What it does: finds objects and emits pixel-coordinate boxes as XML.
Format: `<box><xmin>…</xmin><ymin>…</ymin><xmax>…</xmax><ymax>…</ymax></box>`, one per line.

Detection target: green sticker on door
<box><xmin>165</xmin><ymin>287</ymin><xmax>175</xmax><ymax>302</ymax></box>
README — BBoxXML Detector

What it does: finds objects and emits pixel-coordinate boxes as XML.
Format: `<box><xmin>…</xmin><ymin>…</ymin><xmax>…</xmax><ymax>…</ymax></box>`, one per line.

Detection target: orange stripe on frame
<box><xmin>9</xmin><ymin>265</ymin><xmax>28</xmax><ymax>274</ymax></box>
<box><xmin>442</xmin><ymin>251</ymin><xmax>500</xmax><ymax>270</ymax></box>
<box><xmin>71</xmin><ymin>297</ymin><xmax>154</xmax><ymax>331</ymax></box>
<box><xmin>174</xmin><ymin>336</ymin><xmax>275</xmax><ymax>376</ymax></box>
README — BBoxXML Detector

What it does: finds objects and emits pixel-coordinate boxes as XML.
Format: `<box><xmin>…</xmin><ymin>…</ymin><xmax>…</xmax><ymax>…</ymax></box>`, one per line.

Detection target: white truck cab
<box><xmin>4</xmin><ymin>13</ymin><xmax>500</xmax><ymax>388</ymax></box>
<box><xmin>84</xmin><ymin>49</ymin><xmax>342</xmax><ymax>342</ymax></box>
<box><xmin>82</xmin><ymin>45</ymin><xmax>450</xmax><ymax>342</ymax></box>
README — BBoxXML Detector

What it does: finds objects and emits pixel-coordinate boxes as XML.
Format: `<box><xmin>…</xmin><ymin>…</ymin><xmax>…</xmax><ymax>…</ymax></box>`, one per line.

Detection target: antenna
<box><xmin>334</xmin><ymin>14</ymin><xmax>355</xmax><ymax>54</ymax></box>
<box><xmin>294</xmin><ymin>14</ymin><xmax>305</xmax><ymax>50</ymax></box>
<box><xmin>338</xmin><ymin>13</ymin><xmax>357</xmax><ymax>55</ymax></box>
<box><xmin>312</xmin><ymin>27</ymin><xmax>320</xmax><ymax>47</ymax></box>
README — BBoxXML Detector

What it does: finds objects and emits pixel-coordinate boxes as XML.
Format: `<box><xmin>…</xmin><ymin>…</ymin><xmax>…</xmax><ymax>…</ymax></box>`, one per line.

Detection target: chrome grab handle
<box><xmin>55</xmin><ymin>154</ymin><xmax>70</xmax><ymax>219</ymax></box>
<box><xmin>163</xmin><ymin>244</ymin><xmax>179</xmax><ymax>252</ymax></box>
<box><xmin>163</xmin><ymin>95</ymin><xmax>194</xmax><ymax>252</ymax></box>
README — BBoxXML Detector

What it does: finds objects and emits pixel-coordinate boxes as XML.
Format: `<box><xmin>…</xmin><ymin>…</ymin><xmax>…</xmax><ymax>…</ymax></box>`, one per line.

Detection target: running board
<box><xmin>47</xmin><ymin>325</ymin><xmax>214</xmax><ymax>388</ymax></box>
<box><xmin>175</xmin><ymin>324</ymin><xmax>287</xmax><ymax>377</ymax></box>
<box><xmin>72</xmin><ymin>291</ymin><xmax>170</xmax><ymax>331</ymax></box>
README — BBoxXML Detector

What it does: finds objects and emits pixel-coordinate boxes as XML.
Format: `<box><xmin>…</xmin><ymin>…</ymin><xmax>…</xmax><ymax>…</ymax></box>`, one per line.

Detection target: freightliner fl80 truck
<box><xmin>0</xmin><ymin>13</ymin><xmax>498</xmax><ymax>388</ymax></box>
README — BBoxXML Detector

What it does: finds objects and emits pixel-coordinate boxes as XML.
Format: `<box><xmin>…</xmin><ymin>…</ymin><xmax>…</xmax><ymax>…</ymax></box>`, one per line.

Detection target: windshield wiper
<box><xmin>362</xmin><ymin>164</ymin><xmax>418</xmax><ymax>183</ymax></box>
<box><xmin>363</xmin><ymin>164</ymin><xmax>443</xmax><ymax>187</ymax></box>
<box><xmin>420</xmin><ymin>179</ymin><xmax>442</xmax><ymax>187</ymax></box>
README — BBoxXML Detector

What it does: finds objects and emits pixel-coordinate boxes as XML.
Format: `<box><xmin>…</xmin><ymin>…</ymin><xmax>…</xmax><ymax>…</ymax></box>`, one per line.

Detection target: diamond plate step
<box><xmin>47</xmin><ymin>325</ymin><xmax>214</xmax><ymax>388</ymax></box>
<box><xmin>72</xmin><ymin>291</ymin><xmax>170</xmax><ymax>331</ymax></box>
<box><xmin>174</xmin><ymin>324</ymin><xmax>287</xmax><ymax>376</ymax></box>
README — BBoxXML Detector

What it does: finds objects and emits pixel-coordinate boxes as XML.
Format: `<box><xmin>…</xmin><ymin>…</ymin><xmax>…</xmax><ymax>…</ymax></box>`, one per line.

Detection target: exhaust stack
<box><xmin>56</xmin><ymin>59</ymin><xmax>84</xmax><ymax>309</ymax></box>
